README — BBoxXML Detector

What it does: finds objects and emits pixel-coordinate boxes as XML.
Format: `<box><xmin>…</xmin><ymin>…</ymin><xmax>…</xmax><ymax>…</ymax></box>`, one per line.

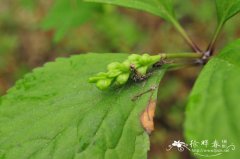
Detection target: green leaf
<box><xmin>215</xmin><ymin>0</ymin><xmax>240</xmax><ymax>23</ymax></box>
<box><xmin>185</xmin><ymin>40</ymin><xmax>240</xmax><ymax>159</ymax></box>
<box><xmin>42</xmin><ymin>0</ymin><xmax>101</xmax><ymax>42</ymax></box>
<box><xmin>0</xmin><ymin>53</ymin><xmax>165</xmax><ymax>159</ymax></box>
<box><xmin>84</xmin><ymin>0</ymin><xmax>200</xmax><ymax>52</ymax></box>
<box><xmin>84</xmin><ymin>0</ymin><xmax>176</xmax><ymax>21</ymax></box>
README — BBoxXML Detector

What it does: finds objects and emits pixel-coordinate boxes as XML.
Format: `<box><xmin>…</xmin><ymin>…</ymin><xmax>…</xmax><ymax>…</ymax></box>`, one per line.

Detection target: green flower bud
<box><xmin>88</xmin><ymin>72</ymin><xmax>108</xmax><ymax>83</ymax></box>
<box><xmin>128</xmin><ymin>54</ymin><xmax>141</xmax><ymax>62</ymax></box>
<box><xmin>149</xmin><ymin>55</ymin><xmax>161</xmax><ymax>65</ymax></box>
<box><xmin>96</xmin><ymin>79</ymin><xmax>112</xmax><ymax>90</ymax></box>
<box><xmin>139</xmin><ymin>54</ymin><xmax>160</xmax><ymax>66</ymax></box>
<box><xmin>137</xmin><ymin>66</ymin><xmax>148</xmax><ymax>75</ymax></box>
<box><xmin>88</xmin><ymin>76</ymin><xmax>99</xmax><ymax>83</ymax></box>
<box><xmin>97</xmin><ymin>72</ymin><xmax>109</xmax><ymax>77</ymax></box>
<box><xmin>116</xmin><ymin>73</ymin><xmax>130</xmax><ymax>85</ymax></box>
<box><xmin>107</xmin><ymin>62</ymin><xmax>122</xmax><ymax>71</ymax></box>
<box><xmin>121</xmin><ymin>60</ymin><xmax>131</xmax><ymax>72</ymax></box>
<box><xmin>139</xmin><ymin>54</ymin><xmax>151</xmax><ymax>64</ymax></box>
<box><xmin>107</xmin><ymin>70</ymin><xmax>122</xmax><ymax>78</ymax></box>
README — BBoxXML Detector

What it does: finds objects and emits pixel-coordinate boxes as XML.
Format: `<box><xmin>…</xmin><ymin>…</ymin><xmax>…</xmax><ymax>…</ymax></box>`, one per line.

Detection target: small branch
<box><xmin>132</xmin><ymin>86</ymin><xmax>157</xmax><ymax>101</ymax></box>
<box><xmin>170</xmin><ymin>18</ymin><xmax>202</xmax><ymax>53</ymax></box>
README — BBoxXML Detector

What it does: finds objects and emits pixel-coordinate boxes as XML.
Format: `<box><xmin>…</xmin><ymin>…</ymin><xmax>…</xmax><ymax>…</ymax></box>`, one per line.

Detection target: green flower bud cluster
<box><xmin>89</xmin><ymin>54</ymin><xmax>161</xmax><ymax>90</ymax></box>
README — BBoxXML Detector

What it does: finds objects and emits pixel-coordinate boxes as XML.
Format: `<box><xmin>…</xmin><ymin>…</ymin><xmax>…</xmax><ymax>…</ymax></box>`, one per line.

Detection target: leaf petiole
<box><xmin>207</xmin><ymin>20</ymin><xmax>225</xmax><ymax>55</ymax></box>
<box><xmin>169</xmin><ymin>18</ymin><xmax>202</xmax><ymax>53</ymax></box>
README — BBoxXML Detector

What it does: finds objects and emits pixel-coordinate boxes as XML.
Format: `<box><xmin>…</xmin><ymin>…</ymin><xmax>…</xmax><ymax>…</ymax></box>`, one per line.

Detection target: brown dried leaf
<box><xmin>140</xmin><ymin>100</ymin><xmax>156</xmax><ymax>134</ymax></box>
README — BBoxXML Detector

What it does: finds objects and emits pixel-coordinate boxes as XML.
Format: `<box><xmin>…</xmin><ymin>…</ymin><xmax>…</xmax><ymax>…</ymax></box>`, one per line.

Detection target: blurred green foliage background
<box><xmin>0</xmin><ymin>0</ymin><xmax>239</xmax><ymax>158</ymax></box>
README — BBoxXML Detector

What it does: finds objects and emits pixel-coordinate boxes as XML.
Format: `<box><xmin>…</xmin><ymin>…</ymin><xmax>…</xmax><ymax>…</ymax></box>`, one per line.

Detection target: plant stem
<box><xmin>170</xmin><ymin>18</ymin><xmax>202</xmax><ymax>53</ymax></box>
<box><xmin>207</xmin><ymin>21</ymin><xmax>225</xmax><ymax>54</ymax></box>
<box><xmin>160</xmin><ymin>52</ymin><xmax>203</xmax><ymax>59</ymax></box>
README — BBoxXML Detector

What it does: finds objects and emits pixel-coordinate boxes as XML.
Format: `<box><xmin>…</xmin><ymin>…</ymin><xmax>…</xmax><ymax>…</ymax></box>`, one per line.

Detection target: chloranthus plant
<box><xmin>0</xmin><ymin>1</ymin><xmax>240</xmax><ymax>159</ymax></box>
